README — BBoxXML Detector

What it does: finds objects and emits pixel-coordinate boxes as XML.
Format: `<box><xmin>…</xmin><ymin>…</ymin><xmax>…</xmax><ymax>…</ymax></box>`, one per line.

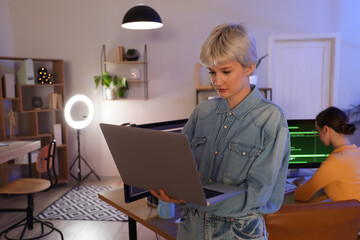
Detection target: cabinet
<box><xmin>102</xmin><ymin>44</ymin><xmax>148</xmax><ymax>100</ymax></box>
<box><xmin>195</xmin><ymin>63</ymin><xmax>272</xmax><ymax>104</ymax></box>
<box><xmin>0</xmin><ymin>57</ymin><xmax>69</xmax><ymax>184</ymax></box>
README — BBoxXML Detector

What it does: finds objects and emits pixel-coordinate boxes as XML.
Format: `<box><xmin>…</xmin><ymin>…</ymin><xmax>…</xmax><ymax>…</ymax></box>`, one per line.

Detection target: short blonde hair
<box><xmin>199</xmin><ymin>23</ymin><xmax>257</xmax><ymax>68</ymax></box>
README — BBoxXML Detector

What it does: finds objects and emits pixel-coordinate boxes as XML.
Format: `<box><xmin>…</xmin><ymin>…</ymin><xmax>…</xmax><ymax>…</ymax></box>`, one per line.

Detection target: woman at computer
<box><xmin>151</xmin><ymin>23</ymin><xmax>291</xmax><ymax>240</ymax></box>
<box><xmin>294</xmin><ymin>106</ymin><xmax>360</xmax><ymax>202</ymax></box>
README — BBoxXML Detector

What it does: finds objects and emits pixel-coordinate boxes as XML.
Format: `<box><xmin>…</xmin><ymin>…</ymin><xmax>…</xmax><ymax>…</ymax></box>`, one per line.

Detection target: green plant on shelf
<box><xmin>94</xmin><ymin>71</ymin><xmax>128</xmax><ymax>98</ymax></box>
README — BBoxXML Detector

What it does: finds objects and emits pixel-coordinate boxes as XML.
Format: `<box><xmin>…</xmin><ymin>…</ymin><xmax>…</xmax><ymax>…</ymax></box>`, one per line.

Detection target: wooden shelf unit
<box><xmin>102</xmin><ymin>44</ymin><xmax>148</xmax><ymax>100</ymax></box>
<box><xmin>0</xmin><ymin>57</ymin><xmax>69</xmax><ymax>184</ymax></box>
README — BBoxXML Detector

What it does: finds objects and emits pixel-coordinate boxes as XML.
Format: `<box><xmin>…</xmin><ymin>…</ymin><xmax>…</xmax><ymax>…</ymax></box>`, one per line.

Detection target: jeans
<box><xmin>177</xmin><ymin>207</ymin><xmax>268</xmax><ymax>240</ymax></box>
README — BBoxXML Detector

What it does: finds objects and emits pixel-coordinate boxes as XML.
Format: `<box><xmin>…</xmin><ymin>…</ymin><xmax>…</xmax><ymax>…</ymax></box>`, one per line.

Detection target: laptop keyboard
<box><xmin>203</xmin><ymin>188</ymin><xmax>224</xmax><ymax>199</ymax></box>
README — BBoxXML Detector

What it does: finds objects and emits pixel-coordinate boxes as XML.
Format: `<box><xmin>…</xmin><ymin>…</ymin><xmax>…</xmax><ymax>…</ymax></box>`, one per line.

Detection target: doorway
<box><xmin>268</xmin><ymin>33</ymin><xmax>340</xmax><ymax>119</ymax></box>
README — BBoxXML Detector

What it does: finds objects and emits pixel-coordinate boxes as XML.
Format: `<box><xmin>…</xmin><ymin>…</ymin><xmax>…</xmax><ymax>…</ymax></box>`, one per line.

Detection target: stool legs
<box><xmin>0</xmin><ymin>193</ymin><xmax>64</xmax><ymax>240</ymax></box>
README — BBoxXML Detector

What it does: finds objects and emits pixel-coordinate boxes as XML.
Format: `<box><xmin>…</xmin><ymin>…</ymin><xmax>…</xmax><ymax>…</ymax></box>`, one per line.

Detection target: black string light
<box><xmin>37</xmin><ymin>67</ymin><xmax>54</xmax><ymax>84</ymax></box>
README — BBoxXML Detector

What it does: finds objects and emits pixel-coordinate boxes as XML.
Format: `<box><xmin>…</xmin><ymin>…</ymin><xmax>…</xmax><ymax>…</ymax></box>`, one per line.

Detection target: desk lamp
<box><xmin>65</xmin><ymin>94</ymin><xmax>100</xmax><ymax>188</ymax></box>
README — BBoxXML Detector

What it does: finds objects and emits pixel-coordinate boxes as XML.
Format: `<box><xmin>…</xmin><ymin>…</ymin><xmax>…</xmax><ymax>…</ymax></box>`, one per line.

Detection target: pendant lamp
<box><xmin>122</xmin><ymin>4</ymin><xmax>163</xmax><ymax>30</ymax></box>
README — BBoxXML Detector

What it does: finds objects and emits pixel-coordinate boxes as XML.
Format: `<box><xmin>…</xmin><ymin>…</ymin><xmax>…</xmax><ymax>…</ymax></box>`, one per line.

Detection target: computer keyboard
<box><xmin>284</xmin><ymin>182</ymin><xmax>297</xmax><ymax>194</ymax></box>
<box><xmin>203</xmin><ymin>188</ymin><xmax>224</xmax><ymax>199</ymax></box>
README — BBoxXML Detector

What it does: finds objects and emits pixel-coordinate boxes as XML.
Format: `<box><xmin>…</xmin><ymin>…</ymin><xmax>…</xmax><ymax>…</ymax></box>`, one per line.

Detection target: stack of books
<box><xmin>49</xmin><ymin>93</ymin><xmax>63</xmax><ymax>109</ymax></box>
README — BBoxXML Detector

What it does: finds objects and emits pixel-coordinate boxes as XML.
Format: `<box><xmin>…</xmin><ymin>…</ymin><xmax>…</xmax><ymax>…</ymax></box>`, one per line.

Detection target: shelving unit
<box><xmin>0</xmin><ymin>56</ymin><xmax>69</xmax><ymax>184</ymax></box>
<box><xmin>102</xmin><ymin>44</ymin><xmax>148</xmax><ymax>100</ymax></box>
<box><xmin>195</xmin><ymin>63</ymin><xmax>272</xmax><ymax>104</ymax></box>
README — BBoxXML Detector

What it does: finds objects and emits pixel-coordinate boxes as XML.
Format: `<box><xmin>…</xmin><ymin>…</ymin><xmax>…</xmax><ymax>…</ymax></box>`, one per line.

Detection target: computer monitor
<box><xmin>123</xmin><ymin>119</ymin><xmax>188</xmax><ymax>203</ymax></box>
<box><xmin>288</xmin><ymin>119</ymin><xmax>333</xmax><ymax>169</ymax></box>
<box><xmin>124</xmin><ymin>119</ymin><xmax>331</xmax><ymax>201</ymax></box>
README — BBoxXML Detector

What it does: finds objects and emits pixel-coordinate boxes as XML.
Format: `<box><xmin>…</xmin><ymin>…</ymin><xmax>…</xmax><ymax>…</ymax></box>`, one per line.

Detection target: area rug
<box><xmin>37</xmin><ymin>186</ymin><xmax>128</xmax><ymax>222</ymax></box>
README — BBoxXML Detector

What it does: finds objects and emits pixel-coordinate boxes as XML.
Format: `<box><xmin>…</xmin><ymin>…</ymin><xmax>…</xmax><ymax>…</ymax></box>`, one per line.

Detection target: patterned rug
<box><xmin>37</xmin><ymin>186</ymin><xmax>128</xmax><ymax>222</ymax></box>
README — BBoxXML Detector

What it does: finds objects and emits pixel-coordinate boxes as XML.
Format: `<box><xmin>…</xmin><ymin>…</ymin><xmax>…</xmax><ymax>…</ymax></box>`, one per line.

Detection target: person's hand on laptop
<box><xmin>293</xmin><ymin>176</ymin><xmax>306</xmax><ymax>187</ymax></box>
<box><xmin>150</xmin><ymin>189</ymin><xmax>186</xmax><ymax>205</ymax></box>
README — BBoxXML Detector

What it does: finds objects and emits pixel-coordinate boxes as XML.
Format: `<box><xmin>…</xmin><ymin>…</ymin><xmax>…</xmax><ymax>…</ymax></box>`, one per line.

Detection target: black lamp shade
<box><xmin>122</xmin><ymin>4</ymin><xmax>163</xmax><ymax>30</ymax></box>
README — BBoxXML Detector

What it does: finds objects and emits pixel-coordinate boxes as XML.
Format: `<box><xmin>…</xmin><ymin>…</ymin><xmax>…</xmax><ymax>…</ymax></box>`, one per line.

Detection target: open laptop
<box><xmin>100</xmin><ymin>123</ymin><xmax>247</xmax><ymax>206</ymax></box>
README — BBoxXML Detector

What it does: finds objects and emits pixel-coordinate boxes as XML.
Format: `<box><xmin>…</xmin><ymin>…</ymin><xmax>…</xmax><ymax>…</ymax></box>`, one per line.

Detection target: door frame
<box><xmin>268</xmin><ymin>33</ymin><xmax>341</xmax><ymax>107</ymax></box>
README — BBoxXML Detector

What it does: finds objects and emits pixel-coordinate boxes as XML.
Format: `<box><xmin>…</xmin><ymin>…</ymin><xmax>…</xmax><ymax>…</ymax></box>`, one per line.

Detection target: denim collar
<box><xmin>215</xmin><ymin>85</ymin><xmax>261</xmax><ymax>120</ymax></box>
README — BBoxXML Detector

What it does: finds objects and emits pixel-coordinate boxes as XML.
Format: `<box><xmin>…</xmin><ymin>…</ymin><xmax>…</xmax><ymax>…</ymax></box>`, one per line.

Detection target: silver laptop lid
<box><xmin>100</xmin><ymin>123</ymin><xmax>208</xmax><ymax>206</ymax></box>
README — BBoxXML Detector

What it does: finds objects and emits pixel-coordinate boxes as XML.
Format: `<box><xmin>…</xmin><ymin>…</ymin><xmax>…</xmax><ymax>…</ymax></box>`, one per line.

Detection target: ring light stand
<box><xmin>65</xmin><ymin>95</ymin><xmax>100</xmax><ymax>189</ymax></box>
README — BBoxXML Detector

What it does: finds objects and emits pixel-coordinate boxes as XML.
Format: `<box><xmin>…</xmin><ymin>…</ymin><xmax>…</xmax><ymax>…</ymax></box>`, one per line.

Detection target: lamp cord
<box><xmin>100</xmin><ymin>44</ymin><xmax>107</xmax><ymax>74</ymax></box>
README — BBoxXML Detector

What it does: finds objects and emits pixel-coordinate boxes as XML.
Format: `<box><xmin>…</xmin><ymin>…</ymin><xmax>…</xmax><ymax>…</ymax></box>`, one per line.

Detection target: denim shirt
<box><xmin>182</xmin><ymin>86</ymin><xmax>291</xmax><ymax>217</ymax></box>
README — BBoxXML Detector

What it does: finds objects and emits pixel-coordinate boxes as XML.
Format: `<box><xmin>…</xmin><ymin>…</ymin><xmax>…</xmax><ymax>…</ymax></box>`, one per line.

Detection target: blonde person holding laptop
<box><xmin>151</xmin><ymin>23</ymin><xmax>291</xmax><ymax>240</ymax></box>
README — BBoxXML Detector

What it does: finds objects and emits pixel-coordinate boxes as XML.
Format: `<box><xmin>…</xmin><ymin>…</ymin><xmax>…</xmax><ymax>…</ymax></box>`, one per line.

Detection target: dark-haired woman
<box><xmin>294</xmin><ymin>106</ymin><xmax>360</xmax><ymax>202</ymax></box>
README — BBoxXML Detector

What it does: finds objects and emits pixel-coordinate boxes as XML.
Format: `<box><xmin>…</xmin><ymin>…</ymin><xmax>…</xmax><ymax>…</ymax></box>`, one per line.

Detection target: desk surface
<box><xmin>283</xmin><ymin>188</ymin><xmax>327</xmax><ymax>204</ymax></box>
<box><xmin>99</xmin><ymin>188</ymin><xmax>182</xmax><ymax>240</ymax></box>
<box><xmin>0</xmin><ymin>141</ymin><xmax>41</xmax><ymax>164</ymax></box>
<box><xmin>99</xmin><ymin>183</ymin><xmax>326</xmax><ymax>240</ymax></box>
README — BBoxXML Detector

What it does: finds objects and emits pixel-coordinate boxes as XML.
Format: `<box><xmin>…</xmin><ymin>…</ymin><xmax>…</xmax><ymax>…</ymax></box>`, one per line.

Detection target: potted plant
<box><xmin>94</xmin><ymin>71</ymin><xmax>128</xmax><ymax>99</ymax></box>
<box><xmin>249</xmin><ymin>54</ymin><xmax>268</xmax><ymax>85</ymax></box>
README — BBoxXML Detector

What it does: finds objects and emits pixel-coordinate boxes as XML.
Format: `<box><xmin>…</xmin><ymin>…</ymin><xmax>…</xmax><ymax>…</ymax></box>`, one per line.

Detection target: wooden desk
<box><xmin>99</xmin><ymin>188</ymin><xmax>182</xmax><ymax>240</ymax></box>
<box><xmin>0</xmin><ymin>141</ymin><xmax>41</xmax><ymax>164</ymax></box>
<box><xmin>0</xmin><ymin>141</ymin><xmax>41</xmax><ymax>180</ymax></box>
<box><xmin>99</xmin><ymin>186</ymin><xmax>326</xmax><ymax>240</ymax></box>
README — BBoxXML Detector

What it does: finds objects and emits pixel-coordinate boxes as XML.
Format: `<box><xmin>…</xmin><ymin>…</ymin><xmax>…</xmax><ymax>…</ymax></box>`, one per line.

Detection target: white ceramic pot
<box><xmin>249</xmin><ymin>75</ymin><xmax>257</xmax><ymax>85</ymax></box>
<box><xmin>104</xmin><ymin>87</ymin><xmax>116</xmax><ymax>100</ymax></box>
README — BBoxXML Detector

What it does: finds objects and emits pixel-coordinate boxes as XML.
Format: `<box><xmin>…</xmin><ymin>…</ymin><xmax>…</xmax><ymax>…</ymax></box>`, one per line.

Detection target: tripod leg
<box><xmin>70</xmin><ymin>129</ymin><xmax>100</xmax><ymax>186</ymax></box>
<box><xmin>80</xmin><ymin>156</ymin><xmax>101</xmax><ymax>181</ymax></box>
<box><xmin>77</xmin><ymin>156</ymin><xmax>82</xmax><ymax>183</ymax></box>
<box><xmin>70</xmin><ymin>156</ymin><xmax>82</xmax><ymax>189</ymax></box>
<box><xmin>69</xmin><ymin>156</ymin><xmax>79</xmax><ymax>171</ymax></box>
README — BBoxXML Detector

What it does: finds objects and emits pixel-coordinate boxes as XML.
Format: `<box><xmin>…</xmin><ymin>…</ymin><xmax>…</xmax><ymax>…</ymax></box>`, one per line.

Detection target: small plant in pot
<box><xmin>94</xmin><ymin>71</ymin><xmax>128</xmax><ymax>99</ymax></box>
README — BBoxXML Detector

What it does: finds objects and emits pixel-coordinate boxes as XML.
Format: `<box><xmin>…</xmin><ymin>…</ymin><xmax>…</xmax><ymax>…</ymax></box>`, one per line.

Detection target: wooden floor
<box><xmin>0</xmin><ymin>176</ymin><xmax>166</xmax><ymax>240</ymax></box>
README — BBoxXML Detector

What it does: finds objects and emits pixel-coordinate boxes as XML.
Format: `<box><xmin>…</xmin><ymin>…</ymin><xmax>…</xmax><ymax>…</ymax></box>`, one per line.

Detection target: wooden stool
<box><xmin>0</xmin><ymin>140</ymin><xmax>63</xmax><ymax>240</ymax></box>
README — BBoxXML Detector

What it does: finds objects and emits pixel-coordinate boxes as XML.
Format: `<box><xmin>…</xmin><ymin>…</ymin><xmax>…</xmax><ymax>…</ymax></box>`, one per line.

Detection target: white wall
<box><xmin>2</xmin><ymin>0</ymin><xmax>360</xmax><ymax>176</ymax></box>
<box><xmin>0</xmin><ymin>0</ymin><xmax>13</xmax><ymax>56</ymax></box>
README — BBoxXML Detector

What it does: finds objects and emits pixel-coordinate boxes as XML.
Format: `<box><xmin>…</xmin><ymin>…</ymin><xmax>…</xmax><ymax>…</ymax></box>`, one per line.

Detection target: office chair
<box><xmin>264</xmin><ymin>199</ymin><xmax>360</xmax><ymax>240</ymax></box>
<box><xmin>0</xmin><ymin>140</ymin><xmax>63</xmax><ymax>240</ymax></box>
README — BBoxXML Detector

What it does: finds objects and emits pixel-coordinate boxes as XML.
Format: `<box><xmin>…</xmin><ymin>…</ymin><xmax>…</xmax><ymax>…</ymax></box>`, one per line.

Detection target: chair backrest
<box><xmin>36</xmin><ymin>140</ymin><xmax>57</xmax><ymax>187</ymax></box>
<box><xmin>264</xmin><ymin>199</ymin><xmax>360</xmax><ymax>240</ymax></box>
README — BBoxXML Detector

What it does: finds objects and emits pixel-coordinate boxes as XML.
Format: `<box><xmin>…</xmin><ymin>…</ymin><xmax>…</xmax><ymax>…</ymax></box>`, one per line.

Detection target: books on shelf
<box><xmin>2</xmin><ymin>73</ymin><xmax>16</xmax><ymax>98</ymax></box>
<box><xmin>49</xmin><ymin>93</ymin><xmax>63</xmax><ymax>109</ymax></box>
<box><xmin>118</xmin><ymin>46</ymin><xmax>125</xmax><ymax>61</ymax></box>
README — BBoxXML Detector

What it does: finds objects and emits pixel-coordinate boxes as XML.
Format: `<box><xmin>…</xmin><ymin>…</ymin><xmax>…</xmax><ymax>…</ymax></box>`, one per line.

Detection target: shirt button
<box><xmin>228</xmin><ymin>112</ymin><xmax>232</xmax><ymax>116</ymax></box>
<box><xmin>242</xmin><ymin>152</ymin><xmax>246</xmax><ymax>156</ymax></box>
<box><xmin>214</xmin><ymin>151</ymin><xmax>218</xmax><ymax>155</ymax></box>
<box><xmin>224</xmin><ymin>125</ymin><xmax>228</xmax><ymax>129</ymax></box>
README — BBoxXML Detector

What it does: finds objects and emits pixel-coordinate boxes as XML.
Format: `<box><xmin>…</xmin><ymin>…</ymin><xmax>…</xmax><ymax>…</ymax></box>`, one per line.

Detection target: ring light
<box><xmin>64</xmin><ymin>94</ymin><xmax>94</xmax><ymax>129</ymax></box>
<box><xmin>65</xmin><ymin>94</ymin><xmax>100</xmax><ymax>187</ymax></box>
